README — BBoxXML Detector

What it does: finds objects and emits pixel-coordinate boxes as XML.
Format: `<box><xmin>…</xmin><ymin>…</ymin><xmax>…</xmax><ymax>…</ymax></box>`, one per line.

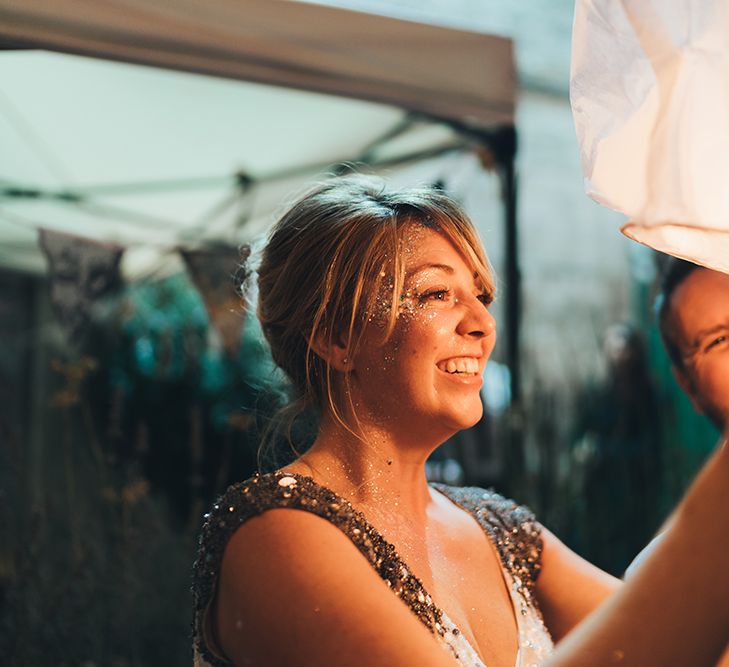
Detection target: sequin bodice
<box><xmin>192</xmin><ymin>471</ymin><xmax>553</xmax><ymax>666</ymax></box>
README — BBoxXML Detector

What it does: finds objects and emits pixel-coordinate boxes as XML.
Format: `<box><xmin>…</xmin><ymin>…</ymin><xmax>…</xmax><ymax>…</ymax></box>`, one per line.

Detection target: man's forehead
<box><xmin>672</xmin><ymin>267</ymin><xmax>729</xmax><ymax>343</ymax></box>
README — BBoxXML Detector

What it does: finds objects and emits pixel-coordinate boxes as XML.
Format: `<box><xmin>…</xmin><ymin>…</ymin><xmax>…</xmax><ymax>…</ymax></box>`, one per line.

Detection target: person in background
<box><xmin>572</xmin><ymin>322</ymin><xmax>662</xmax><ymax>574</ymax></box>
<box><xmin>655</xmin><ymin>258</ymin><xmax>729</xmax><ymax>434</ymax></box>
<box><xmin>624</xmin><ymin>257</ymin><xmax>729</xmax><ymax>664</ymax></box>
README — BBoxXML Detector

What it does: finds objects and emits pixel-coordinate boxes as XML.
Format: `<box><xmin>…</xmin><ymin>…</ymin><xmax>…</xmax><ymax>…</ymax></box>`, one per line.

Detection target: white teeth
<box><xmin>438</xmin><ymin>357</ymin><xmax>479</xmax><ymax>374</ymax></box>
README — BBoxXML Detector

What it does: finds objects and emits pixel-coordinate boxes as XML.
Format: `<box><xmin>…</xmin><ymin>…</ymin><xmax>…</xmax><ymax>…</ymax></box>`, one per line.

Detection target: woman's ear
<box><xmin>310</xmin><ymin>330</ymin><xmax>352</xmax><ymax>372</ymax></box>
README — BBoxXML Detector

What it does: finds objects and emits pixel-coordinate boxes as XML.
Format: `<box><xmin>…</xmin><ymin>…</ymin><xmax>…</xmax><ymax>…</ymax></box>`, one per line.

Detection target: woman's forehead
<box><xmin>400</xmin><ymin>226</ymin><xmax>477</xmax><ymax>276</ymax></box>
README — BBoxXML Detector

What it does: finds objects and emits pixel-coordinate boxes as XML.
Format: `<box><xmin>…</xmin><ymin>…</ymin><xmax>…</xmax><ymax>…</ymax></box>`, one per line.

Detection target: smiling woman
<box><xmin>255</xmin><ymin>176</ymin><xmax>496</xmax><ymax>449</ymax></box>
<box><xmin>191</xmin><ymin>176</ymin><xmax>620</xmax><ymax>667</ymax></box>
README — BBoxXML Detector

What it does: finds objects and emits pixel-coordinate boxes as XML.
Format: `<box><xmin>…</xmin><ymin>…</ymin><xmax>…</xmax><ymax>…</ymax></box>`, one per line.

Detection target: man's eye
<box><xmin>705</xmin><ymin>335</ymin><xmax>727</xmax><ymax>352</ymax></box>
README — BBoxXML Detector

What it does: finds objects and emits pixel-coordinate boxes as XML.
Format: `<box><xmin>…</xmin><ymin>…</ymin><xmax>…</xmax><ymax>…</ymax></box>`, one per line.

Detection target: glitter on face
<box><xmin>340</xmin><ymin>225</ymin><xmax>495</xmax><ymax>437</ymax></box>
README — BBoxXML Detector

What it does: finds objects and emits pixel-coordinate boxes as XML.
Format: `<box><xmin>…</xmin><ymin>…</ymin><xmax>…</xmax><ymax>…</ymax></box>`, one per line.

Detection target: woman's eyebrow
<box><xmin>406</xmin><ymin>262</ymin><xmax>455</xmax><ymax>277</ymax></box>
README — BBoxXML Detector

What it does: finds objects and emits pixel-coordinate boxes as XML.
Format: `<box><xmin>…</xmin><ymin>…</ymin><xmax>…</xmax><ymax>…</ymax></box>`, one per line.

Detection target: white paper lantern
<box><xmin>571</xmin><ymin>0</ymin><xmax>729</xmax><ymax>272</ymax></box>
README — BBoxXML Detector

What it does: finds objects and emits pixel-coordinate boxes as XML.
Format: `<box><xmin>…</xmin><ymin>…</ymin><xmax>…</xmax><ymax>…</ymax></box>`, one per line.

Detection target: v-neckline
<box><xmin>273</xmin><ymin>470</ymin><xmax>522</xmax><ymax>666</ymax></box>
<box><xmin>433</xmin><ymin>483</ymin><xmax>523</xmax><ymax>667</ymax></box>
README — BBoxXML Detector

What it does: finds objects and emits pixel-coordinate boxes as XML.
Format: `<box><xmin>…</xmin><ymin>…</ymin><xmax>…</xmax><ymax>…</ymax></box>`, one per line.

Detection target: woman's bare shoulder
<box><xmin>215</xmin><ymin>507</ymin><xmax>455</xmax><ymax>667</ymax></box>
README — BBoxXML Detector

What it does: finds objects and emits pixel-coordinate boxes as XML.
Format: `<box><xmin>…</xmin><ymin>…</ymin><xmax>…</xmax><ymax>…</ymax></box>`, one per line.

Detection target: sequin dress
<box><xmin>192</xmin><ymin>471</ymin><xmax>554</xmax><ymax>666</ymax></box>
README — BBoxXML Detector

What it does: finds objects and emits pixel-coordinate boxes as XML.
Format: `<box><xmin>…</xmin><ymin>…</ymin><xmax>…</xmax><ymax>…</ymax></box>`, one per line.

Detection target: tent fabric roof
<box><xmin>0</xmin><ymin>49</ymin><xmax>481</xmax><ymax>273</ymax></box>
<box><xmin>0</xmin><ymin>0</ymin><xmax>515</xmax><ymax>131</ymax></box>
<box><xmin>0</xmin><ymin>1</ymin><xmax>514</xmax><ymax>276</ymax></box>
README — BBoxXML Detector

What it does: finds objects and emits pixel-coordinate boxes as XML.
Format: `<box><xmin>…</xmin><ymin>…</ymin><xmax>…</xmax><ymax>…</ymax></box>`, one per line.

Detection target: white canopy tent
<box><xmin>0</xmin><ymin>0</ymin><xmax>521</xmax><ymax>393</ymax></box>
<box><xmin>0</xmin><ymin>0</ymin><xmax>514</xmax><ymax>129</ymax></box>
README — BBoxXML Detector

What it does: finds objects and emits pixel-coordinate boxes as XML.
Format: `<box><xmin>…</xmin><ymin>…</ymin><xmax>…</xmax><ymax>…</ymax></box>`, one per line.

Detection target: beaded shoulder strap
<box><xmin>431</xmin><ymin>484</ymin><xmax>544</xmax><ymax>607</ymax></box>
<box><xmin>192</xmin><ymin>471</ymin><xmax>453</xmax><ymax>666</ymax></box>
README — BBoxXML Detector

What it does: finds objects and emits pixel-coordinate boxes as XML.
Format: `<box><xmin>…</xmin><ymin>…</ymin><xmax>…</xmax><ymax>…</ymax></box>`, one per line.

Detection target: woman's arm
<box><xmin>536</xmin><ymin>528</ymin><xmax>621</xmax><ymax>641</ymax></box>
<box><xmin>548</xmin><ymin>441</ymin><xmax>729</xmax><ymax>667</ymax></box>
<box><xmin>215</xmin><ymin>508</ymin><xmax>457</xmax><ymax>667</ymax></box>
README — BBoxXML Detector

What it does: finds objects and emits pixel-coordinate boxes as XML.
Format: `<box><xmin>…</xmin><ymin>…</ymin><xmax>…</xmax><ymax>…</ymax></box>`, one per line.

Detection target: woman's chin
<box><xmin>443</xmin><ymin>404</ymin><xmax>483</xmax><ymax>432</ymax></box>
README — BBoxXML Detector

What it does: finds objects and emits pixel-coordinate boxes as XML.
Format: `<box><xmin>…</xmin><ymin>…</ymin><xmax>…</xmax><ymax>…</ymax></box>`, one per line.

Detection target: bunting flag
<box><xmin>181</xmin><ymin>244</ymin><xmax>250</xmax><ymax>356</ymax></box>
<box><xmin>38</xmin><ymin>228</ymin><xmax>124</xmax><ymax>345</ymax></box>
<box><xmin>571</xmin><ymin>0</ymin><xmax>729</xmax><ymax>273</ymax></box>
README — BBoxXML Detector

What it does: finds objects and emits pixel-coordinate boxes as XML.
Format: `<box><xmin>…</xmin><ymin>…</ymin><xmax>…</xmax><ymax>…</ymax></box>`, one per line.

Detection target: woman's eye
<box><xmin>477</xmin><ymin>292</ymin><xmax>493</xmax><ymax>307</ymax></box>
<box><xmin>419</xmin><ymin>289</ymin><xmax>450</xmax><ymax>302</ymax></box>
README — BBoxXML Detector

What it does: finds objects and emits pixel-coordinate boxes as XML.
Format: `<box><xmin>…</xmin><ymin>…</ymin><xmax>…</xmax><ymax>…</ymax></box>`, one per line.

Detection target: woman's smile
<box><xmin>436</xmin><ymin>355</ymin><xmax>481</xmax><ymax>376</ymax></box>
<box><xmin>435</xmin><ymin>356</ymin><xmax>484</xmax><ymax>386</ymax></box>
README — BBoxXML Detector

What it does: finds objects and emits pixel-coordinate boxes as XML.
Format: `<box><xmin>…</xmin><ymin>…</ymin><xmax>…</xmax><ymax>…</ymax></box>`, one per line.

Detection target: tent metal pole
<box><xmin>476</xmin><ymin>125</ymin><xmax>524</xmax><ymax>487</ymax></box>
<box><xmin>501</xmin><ymin>151</ymin><xmax>520</xmax><ymax>407</ymax></box>
<box><xmin>472</xmin><ymin>126</ymin><xmax>521</xmax><ymax>411</ymax></box>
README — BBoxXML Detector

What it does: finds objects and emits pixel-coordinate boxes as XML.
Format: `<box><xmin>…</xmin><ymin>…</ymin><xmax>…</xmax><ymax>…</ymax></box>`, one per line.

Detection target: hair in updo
<box><xmin>256</xmin><ymin>174</ymin><xmax>494</xmax><ymax>459</ymax></box>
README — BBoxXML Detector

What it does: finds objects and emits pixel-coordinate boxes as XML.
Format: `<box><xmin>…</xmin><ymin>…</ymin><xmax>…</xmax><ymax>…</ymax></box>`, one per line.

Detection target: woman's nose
<box><xmin>456</xmin><ymin>295</ymin><xmax>496</xmax><ymax>339</ymax></box>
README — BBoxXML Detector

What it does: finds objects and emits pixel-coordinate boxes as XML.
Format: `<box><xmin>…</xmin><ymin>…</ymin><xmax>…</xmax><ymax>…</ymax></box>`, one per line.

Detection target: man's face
<box><xmin>670</xmin><ymin>267</ymin><xmax>729</xmax><ymax>431</ymax></box>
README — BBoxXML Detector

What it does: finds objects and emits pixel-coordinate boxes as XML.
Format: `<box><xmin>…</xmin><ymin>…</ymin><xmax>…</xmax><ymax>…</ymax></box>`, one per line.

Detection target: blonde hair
<box><xmin>256</xmin><ymin>175</ymin><xmax>494</xmax><ymax>462</ymax></box>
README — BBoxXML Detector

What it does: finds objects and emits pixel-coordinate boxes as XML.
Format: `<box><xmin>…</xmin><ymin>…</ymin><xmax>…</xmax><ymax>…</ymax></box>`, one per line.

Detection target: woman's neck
<box><xmin>285</xmin><ymin>414</ymin><xmax>438</xmax><ymax>524</ymax></box>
